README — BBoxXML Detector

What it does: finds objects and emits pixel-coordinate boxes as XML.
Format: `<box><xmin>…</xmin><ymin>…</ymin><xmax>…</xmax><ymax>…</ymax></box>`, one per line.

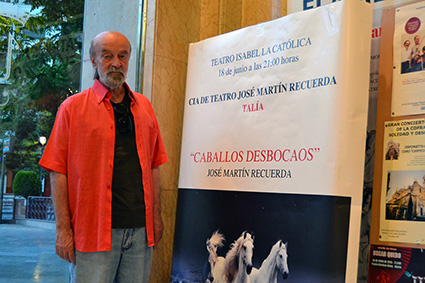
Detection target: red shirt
<box><xmin>39</xmin><ymin>80</ymin><xmax>168</xmax><ymax>252</ymax></box>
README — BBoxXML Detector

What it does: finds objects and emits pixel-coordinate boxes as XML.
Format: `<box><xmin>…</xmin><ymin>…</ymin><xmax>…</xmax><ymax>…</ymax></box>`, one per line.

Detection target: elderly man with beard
<box><xmin>39</xmin><ymin>31</ymin><xmax>168</xmax><ymax>283</ymax></box>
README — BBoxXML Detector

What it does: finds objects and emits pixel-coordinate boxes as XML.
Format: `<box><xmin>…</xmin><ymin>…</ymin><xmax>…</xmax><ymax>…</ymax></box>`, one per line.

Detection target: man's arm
<box><xmin>50</xmin><ymin>171</ymin><xmax>75</xmax><ymax>264</ymax></box>
<box><xmin>152</xmin><ymin>166</ymin><xmax>164</xmax><ymax>247</ymax></box>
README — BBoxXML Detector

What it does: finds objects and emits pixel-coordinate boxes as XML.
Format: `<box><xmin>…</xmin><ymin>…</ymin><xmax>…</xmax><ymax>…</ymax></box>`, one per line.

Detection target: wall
<box><xmin>82</xmin><ymin>0</ymin><xmax>144</xmax><ymax>92</ymax></box>
<box><xmin>144</xmin><ymin>0</ymin><xmax>288</xmax><ymax>281</ymax></box>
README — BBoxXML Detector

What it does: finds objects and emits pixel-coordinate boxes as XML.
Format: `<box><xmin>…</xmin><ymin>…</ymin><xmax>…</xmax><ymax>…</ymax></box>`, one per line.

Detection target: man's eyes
<box><xmin>101</xmin><ymin>54</ymin><xmax>128</xmax><ymax>61</ymax></box>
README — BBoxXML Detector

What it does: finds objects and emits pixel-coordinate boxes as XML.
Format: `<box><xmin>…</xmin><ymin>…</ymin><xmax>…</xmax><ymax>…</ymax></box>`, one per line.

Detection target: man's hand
<box><xmin>50</xmin><ymin>171</ymin><xmax>74</xmax><ymax>263</ymax></box>
<box><xmin>153</xmin><ymin>213</ymin><xmax>164</xmax><ymax>248</ymax></box>
<box><xmin>56</xmin><ymin>227</ymin><xmax>75</xmax><ymax>264</ymax></box>
<box><xmin>152</xmin><ymin>166</ymin><xmax>163</xmax><ymax>248</ymax></box>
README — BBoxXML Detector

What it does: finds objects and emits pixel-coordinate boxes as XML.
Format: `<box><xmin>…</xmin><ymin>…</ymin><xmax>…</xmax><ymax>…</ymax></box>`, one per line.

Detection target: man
<box><xmin>401</xmin><ymin>40</ymin><xmax>411</xmax><ymax>73</ymax></box>
<box><xmin>410</xmin><ymin>35</ymin><xmax>423</xmax><ymax>72</ymax></box>
<box><xmin>39</xmin><ymin>31</ymin><xmax>168</xmax><ymax>282</ymax></box>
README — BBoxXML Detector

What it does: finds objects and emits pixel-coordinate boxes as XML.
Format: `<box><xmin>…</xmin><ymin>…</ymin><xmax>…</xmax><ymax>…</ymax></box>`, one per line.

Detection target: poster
<box><xmin>173</xmin><ymin>1</ymin><xmax>372</xmax><ymax>282</ymax></box>
<box><xmin>368</xmin><ymin>245</ymin><xmax>425</xmax><ymax>282</ymax></box>
<box><xmin>288</xmin><ymin>0</ymin><xmax>419</xmax><ymax>129</ymax></box>
<box><xmin>392</xmin><ymin>1</ymin><xmax>425</xmax><ymax>117</ymax></box>
<box><xmin>379</xmin><ymin>118</ymin><xmax>425</xmax><ymax>244</ymax></box>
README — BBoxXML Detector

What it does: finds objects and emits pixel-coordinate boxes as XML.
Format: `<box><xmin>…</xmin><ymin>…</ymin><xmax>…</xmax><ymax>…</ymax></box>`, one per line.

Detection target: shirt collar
<box><xmin>92</xmin><ymin>79</ymin><xmax>134</xmax><ymax>104</ymax></box>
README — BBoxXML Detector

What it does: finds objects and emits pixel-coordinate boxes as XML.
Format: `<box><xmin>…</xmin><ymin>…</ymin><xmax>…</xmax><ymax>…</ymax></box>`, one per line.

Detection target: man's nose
<box><xmin>111</xmin><ymin>56</ymin><xmax>121</xmax><ymax>67</ymax></box>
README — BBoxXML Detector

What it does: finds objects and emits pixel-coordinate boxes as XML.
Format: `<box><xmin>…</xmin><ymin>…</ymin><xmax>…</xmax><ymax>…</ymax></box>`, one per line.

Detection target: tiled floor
<box><xmin>0</xmin><ymin>224</ymin><xmax>68</xmax><ymax>282</ymax></box>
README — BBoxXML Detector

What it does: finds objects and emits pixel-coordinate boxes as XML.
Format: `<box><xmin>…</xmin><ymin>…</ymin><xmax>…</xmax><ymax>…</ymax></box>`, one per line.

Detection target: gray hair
<box><xmin>90</xmin><ymin>38</ymin><xmax>99</xmax><ymax>80</ymax></box>
<box><xmin>89</xmin><ymin>31</ymin><xmax>131</xmax><ymax>81</ymax></box>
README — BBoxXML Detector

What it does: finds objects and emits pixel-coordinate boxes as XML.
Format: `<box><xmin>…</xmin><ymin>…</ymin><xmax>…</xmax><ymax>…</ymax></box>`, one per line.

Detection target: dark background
<box><xmin>171</xmin><ymin>188</ymin><xmax>351</xmax><ymax>283</ymax></box>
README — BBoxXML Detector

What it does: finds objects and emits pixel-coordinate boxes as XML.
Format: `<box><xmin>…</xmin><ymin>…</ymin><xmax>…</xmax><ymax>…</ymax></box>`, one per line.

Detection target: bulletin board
<box><xmin>369</xmin><ymin>2</ymin><xmax>425</xmax><ymax>280</ymax></box>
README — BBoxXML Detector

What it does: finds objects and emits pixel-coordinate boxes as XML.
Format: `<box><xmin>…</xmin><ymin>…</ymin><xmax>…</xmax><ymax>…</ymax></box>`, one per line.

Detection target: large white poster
<box><xmin>172</xmin><ymin>1</ymin><xmax>372</xmax><ymax>282</ymax></box>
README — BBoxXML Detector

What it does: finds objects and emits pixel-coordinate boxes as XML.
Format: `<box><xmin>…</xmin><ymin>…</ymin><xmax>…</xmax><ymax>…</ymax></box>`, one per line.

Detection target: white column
<box><xmin>81</xmin><ymin>0</ymin><xmax>144</xmax><ymax>92</ymax></box>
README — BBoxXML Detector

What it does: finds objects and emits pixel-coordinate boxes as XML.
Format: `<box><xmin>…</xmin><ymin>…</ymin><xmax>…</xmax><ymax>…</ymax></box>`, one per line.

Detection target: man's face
<box><xmin>405</xmin><ymin>41</ymin><xmax>410</xmax><ymax>49</ymax></box>
<box><xmin>91</xmin><ymin>32</ymin><xmax>131</xmax><ymax>89</ymax></box>
<box><xmin>415</xmin><ymin>36</ymin><xmax>420</xmax><ymax>45</ymax></box>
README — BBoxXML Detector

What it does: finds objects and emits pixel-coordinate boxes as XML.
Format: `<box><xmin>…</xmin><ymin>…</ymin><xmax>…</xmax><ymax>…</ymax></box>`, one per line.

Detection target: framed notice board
<box><xmin>369</xmin><ymin>2</ymin><xmax>425</xmax><ymax>281</ymax></box>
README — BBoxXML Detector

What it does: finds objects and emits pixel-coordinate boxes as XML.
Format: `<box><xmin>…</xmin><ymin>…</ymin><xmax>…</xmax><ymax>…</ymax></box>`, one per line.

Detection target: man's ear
<box><xmin>90</xmin><ymin>56</ymin><xmax>97</xmax><ymax>68</ymax></box>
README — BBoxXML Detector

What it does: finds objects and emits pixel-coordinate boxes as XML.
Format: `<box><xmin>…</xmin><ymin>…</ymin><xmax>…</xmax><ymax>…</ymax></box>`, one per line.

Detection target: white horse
<box><xmin>249</xmin><ymin>240</ymin><xmax>289</xmax><ymax>283</ymax></box>
<box><xmin>213</xmin><ymin>231</ymin><xmax>254</xmax><ymax>283</ymax></box>
<box><xmin>204</xmin><ymin>230</ymin><xmax>226</xmax><ymax>282</ymax></box>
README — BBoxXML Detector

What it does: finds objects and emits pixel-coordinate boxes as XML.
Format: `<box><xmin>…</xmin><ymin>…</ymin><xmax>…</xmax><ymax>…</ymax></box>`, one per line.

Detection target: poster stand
<box><xmin>173</xmin><ymin>1</ymin><xmax>372</xmax><ymax>282</ymax></box>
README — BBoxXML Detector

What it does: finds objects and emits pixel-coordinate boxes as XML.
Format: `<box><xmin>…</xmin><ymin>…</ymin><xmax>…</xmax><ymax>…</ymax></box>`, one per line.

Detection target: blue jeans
<box><xmin>69</xmin><ymin>227</ymin><xmax>153</xmax><ymax>283</ymax></box>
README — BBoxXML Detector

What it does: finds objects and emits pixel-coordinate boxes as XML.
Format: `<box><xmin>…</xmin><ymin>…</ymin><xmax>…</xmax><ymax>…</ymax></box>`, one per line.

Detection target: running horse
<box><xmin>213</xmin><ymin>231</ymin><xmax>255</xmax><ymax>283</ymax></box>
<box><xmin>203</xmin><ymin>230</ymin><xmax>226</xmax><ymax>282</ymax></box>
<box><xmin>249</xmin><ymin>240</ymin><xmax>289</xmax><ymax>283</ymax></box>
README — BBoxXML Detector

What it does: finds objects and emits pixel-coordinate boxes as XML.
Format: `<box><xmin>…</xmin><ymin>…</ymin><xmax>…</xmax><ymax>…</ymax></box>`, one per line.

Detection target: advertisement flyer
<box><xmin>368</xmin><ymin>245</ymin><xmax>425</xmax><ymax>282</ymax></box>
<box><xmin>172</xmin><ymin>1</ymin><xmax>372</xmax><ymax>282</ymax></box>
<box><xmin>380</xmin><ymin>118</ymin><xmax>425</xmax><ymax>244</ymax></box>
<box><xmin>392</xmin><ymin>1</ymin><xmax>425</xmax><ymax>117</ymax></box>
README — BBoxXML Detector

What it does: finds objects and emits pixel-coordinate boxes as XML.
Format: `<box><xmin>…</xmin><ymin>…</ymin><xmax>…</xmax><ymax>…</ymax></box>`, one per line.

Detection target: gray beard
<box><xmin>101</xmin><ymin>73</ymin><xmax>126</xmax><ymax>89</ymax></box>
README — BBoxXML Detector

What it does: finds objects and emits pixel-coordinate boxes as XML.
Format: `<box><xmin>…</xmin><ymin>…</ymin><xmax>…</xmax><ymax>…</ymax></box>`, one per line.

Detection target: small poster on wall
<box><xmin>379</xmin><ymin>118</ymin><xmax>425</xmax><ymax>244</ymax></box>
<box><xmin>368</xmin><ymin>245</ymin><xmax>425</xmax><ymax>282</ymax></box>
<box><xmin>392</xmin><ymin>1</ymin><xmax>425</xmax><ymax>117</ymax></box>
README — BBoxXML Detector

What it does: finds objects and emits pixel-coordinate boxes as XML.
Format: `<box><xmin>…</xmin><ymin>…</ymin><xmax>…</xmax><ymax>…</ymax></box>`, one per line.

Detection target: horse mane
<box><xmin>258</xmin><ymin>240</ymin><xmax>288</xmax><ymax>276</ymax></box>
<box><xmin>259</xmin><ymin>240</ymin><xmax>282</xmax><ymax>269</ymax></box>
<box><xmin>209</xmin><ymin>230</ymin><xmax>225</xmax><ymax>249</ymax></box>
<box><xmin>207</xmin><ymin>230</ymin><xmax>225</xmax><ymax>264</ymax></box>
<box><xmin>223</xmin><ymin>231</ymin><xmax>253</xmax><ymax>282</ymax></box>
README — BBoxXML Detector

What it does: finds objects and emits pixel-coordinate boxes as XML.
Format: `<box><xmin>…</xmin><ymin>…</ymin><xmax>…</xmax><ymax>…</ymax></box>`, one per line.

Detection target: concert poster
<box><xmin>379</xmin><ymin>118</ymin><xmax>425</xmax><ymax>244</ymax></box>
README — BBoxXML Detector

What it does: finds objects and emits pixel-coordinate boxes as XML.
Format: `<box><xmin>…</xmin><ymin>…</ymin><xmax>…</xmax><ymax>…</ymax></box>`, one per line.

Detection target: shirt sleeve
<box><xmin>151</xmin><ymin>126</ymin><xmax>168</xmax><ymax>168</ymax></box>
<box><xmin>39</xmin><ymin>103</ymin><xmax>70</xmax><ymax>175</ymax></box>
<box><xmin>150</xmin><ymin>107</ymin><xmax>168</xmax><ymax>169</ymax></box>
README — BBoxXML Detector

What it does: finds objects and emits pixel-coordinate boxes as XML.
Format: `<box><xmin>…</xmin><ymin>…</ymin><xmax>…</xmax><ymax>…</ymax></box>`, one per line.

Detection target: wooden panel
<box><xmin>370</xmin><ymin>6</ymin><xmax>425</xmax><ymax>249</ymax></box>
